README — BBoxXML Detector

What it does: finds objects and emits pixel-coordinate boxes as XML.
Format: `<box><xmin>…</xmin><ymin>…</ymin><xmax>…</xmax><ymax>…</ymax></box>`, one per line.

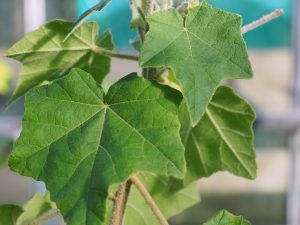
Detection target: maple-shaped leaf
<box><xmin>140</xmin><ymin>2</ymin><xmax>253</xmax><ymax>125</ymax></box>
<box><xmin>5</xmin><ymin>20</ymin><xmax>113</xmax><ymax>103</ymax></box>
<box><xmin>179</xmin><ymin>86</ymin><xmax>256</xmax><ymax>188</ymax></box>
<box><xmin>9</xmin><ymin>68</ymin><xmax>185</xmax><ymax>225</ymax></box>
<box><xmin>204</xmin><ymin>210</ymin><xmax>252</xmax><ymax>225</ymax></box>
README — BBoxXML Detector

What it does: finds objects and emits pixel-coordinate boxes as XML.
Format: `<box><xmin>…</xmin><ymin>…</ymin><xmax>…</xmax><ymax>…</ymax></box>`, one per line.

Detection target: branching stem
<box><xmin>29</xmin><ymin>210</ymin><xmax>60</xmax><ymax>225</ymax></box>
<box><xmin>110</xmin><ymin>181</ymin><xmax>132</xmax><ymax>225</ymax></box>
<box><xmin>241</xmin><ymin>9</ymin><xmax>284</xmax><ymax>34</ymax></box>
<box><xmin>130</xmin><ymin>176</ymin><xmax>169</xmax><ymax>225</ymax></box>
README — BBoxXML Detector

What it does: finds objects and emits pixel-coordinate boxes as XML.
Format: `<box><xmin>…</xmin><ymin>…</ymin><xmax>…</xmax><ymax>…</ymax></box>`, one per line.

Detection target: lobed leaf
<box><xmin>204</xmin><ymin>210</ymin><xmax>252</xmax><ymax>225</ymax></box>
<box><xmin>5</xmin><ymin>20</ymin><xmax>113</xmax><ymax>103</ymax></box>
<box><xmin>179</xmin><ymin>86</ymin><xmax>256</xmax><ymax>188</ymax></box>
<box><xmin>9</xmin><ymin>68</ymin><xmax>185</xmax><ymax>225</ymax></box>
<box><xmin>140</xmin><ymin>2</ymin><xmax>253</xmax><ymax>125</ymax></box>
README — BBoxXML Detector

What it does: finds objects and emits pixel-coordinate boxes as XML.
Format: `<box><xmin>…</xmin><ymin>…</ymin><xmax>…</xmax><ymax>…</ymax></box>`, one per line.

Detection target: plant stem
<box><xmin>241</xmin><ymin>9</ymin><xmax>284</xmax><ymax>34</ymax></box>
<box><xmin>189</xmin><ymin>0</ymin><xmax>199</xmax><ymax>7</ymax></box>
<box><xmin>131</xmin><ymin>0</ymin><xmax>146</xmax><ymax>23</ymax></box>
<box><xmin>159</xmin><ymin>76</ymin><xmax>181</xmax><ymax>91</ymax></box>
<box><xmin>138</xmin><ymin>26</ymin><xmax>145</xmax><ymax>42</ymax></box>
<box><xmin>146</xmin><ymin>0</ymin><xmax>154</xmax><ymax>15</ymax></box>
<box><xmin>29</xmin><ymin>210</ymin><xmax>60</xmax><ymax>225</ymax></box>
<box><xmin>92</xmin><ymin>46</ymin><xmax>139</xmax><ymax>61</ymax></box>
<box><xmin>130</xmin><ymin>176</ymin><xmax>169</xmax><ymax>225</ymax></box>
<box><xmin>110</xmin><ymin>181</ymin><xmax>132</xmax><ymax>225</ymax></box>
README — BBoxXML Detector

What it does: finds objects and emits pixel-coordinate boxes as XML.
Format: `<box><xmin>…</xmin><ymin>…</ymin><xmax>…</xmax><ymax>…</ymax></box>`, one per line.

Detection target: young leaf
<box><xmin>0</xmin><ymin>205</ymin><xmax>23</xmax><ymax>225</ymax></box>
<box><xmin>123</xmin><ymin>174</ymin><xmax>200</xmax><ymax>225</ymax></box>
<box><xmin>16</xmin><ymin>192</ymin><xmax>56</xmax><ymax>225</ymax></box>
<box><xmin>204</xmin><ymin>210</ymin><xmax>251</xmax><ymax>225</ymax></box>
<box><xmin>5</xmin><ymin>20</ymin><xmax>113</xmax><ymax>103</ymax></box>
<box><xmin>140</xmin><ymin>2</ymin><xmax>253</xmax><ymax>125</ymax></box>
<box><xmin>9</xmin><ymin>68</ymin><xmax>185</xmax><ymax>225</ymax></box>
<box><xmin>179</xmin><ymin>86</ymin><xmax>256</xmax><ymax>187</ymax></box>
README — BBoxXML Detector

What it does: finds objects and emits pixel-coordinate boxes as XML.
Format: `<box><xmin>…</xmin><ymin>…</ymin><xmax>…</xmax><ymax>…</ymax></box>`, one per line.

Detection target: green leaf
<box><xmin>0</xmin><ymin>205</ymin><xmax>23</xmax><ymax>225</ymax></box>
<box><xmin>204</xmin><ymin>210</ymin><xmax>252</xmax><ymax>225</ymax></box>
<box><xmin>179</xmin><ymin>86</ymin><xmax>256</xmax><ymax>187</ymax></box>
<box><xmin>5</xmin><ymin>20</ymin><xmax>113</xmax><ymax>103</ymax></box>
<box><xmin>16</xmin><ymin>192</ymin><xmax>56</xmax><ymax>225</ymax></box>
<box><xmin>130</xmin><ymin>0</ymin><xmax>174</xmax><ymax>29</ymax></box>
<box><xmin>65</xmin><ymin>0</ymin><xmax>112</xmax><ymax>41</ymax></box>
<box><xmin>9</xmin><ymin>68</ymin><xmax>185</xmax><ymax>225</ymax></box>
<box><xmin>140</xmin><ymin>2</ymin><xmax>253</xmax><ymax>125</ymax></box>
<box><xmin>0</xmin><ymin>192</ymin><xmax>56</xmax><ymax>225</ymax></box>
<box><xmin>123</xmin><ymin>174</ymin><xmax>200</xmax><ymax>225</ymax></box>
<box><xmin>0</xmin><ymin>61</ymin><xmax>12</xmax><ymax>95</ymax></box>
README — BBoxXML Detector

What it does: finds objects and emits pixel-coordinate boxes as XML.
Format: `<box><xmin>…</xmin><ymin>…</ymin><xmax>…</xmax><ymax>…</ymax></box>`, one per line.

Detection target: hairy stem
<box><xmin>146</xmin><ymin>0</ymin><xmax>154</xmax><ymax>15</ymax></box>
<box><xmin>130</xmin><ymin>176</ymin><xmax>169</xmax><ymax>225</ymax></box>
<box><xmin>132</xmin><ymin>0</ymin><xmax>146</xmax><ymax>23</ymax></box>
<box><xmin>189</xmin><ymin>0</ymin><xmax>199</xmax><ymax>7</ymax></box>
<box><xmin>241</xmin><ymin>9</ymin><xmax>284</xmax><ymax>34</ymax></box>
<box><xmin>92</xmin><ymin>46</ymin><xmax>139</xmax><ymax>61</ymax></box>
<box><xmin>29</xmin><ymin>210</ymin><xmax>60</xmax><ymax>225</ymax></box>
<box><xmin>110</xmin><ymin>181</ymin><xmax>132</xmax><ymax>225</ymax></box>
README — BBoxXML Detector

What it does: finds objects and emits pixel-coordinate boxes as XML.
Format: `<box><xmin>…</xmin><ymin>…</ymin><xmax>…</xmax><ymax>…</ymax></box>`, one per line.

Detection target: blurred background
<box><xmin>0</xmin><ymin>0</ymin><xmax>299</xmax><ymax>224</ymax></box>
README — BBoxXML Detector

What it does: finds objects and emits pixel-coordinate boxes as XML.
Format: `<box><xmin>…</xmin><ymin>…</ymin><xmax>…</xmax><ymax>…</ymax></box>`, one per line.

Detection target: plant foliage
<box><xmin>3</xmin><ymin>0</ymin><xmax>261</xmax><ymax>224</ymax></box>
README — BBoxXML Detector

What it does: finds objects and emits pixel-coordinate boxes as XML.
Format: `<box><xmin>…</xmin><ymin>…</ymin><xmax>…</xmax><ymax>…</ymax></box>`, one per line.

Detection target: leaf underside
<box><xmin>9</xmin><ymin>68</ymin><xmax>185</xmax><ymax>225</ymax></box>
<box><xmin>178</xmin><ymin>86</ymin><xmax>256</xmax><ymax>188</ymax></box>
<box><xmin>204</xmin><ymin>210</ymin><xmax>252</xmax><ymax>225</ymax></box>
<box><xmin>5</xmin><ymin>20</ymin><xmax>113</xmax><ymax>103</ymax></box>
<box><xmin>140</xmin><ymin>2</ymin><xmax>253</xmax><ymax>125</ymax></box>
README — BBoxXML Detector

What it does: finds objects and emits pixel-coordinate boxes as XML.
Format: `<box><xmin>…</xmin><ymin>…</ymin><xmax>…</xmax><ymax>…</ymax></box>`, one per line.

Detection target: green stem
<box><xmin>92</xmin><ymin>46</ymin><xmax>139</xmax><ymax>61</ymax></box>
<box><xmin>110</xmin><ymin>181</ymin><xmax>132</xmax><ymax>225</ymax></box>
<box><xmin>138</xmin><ymin>26</ymin><xmax>145</xmax><ymax>42</ymax></box>
<box><xmin>159</xmin><ymin>76</ymin><xmax>181</xmax><ymax>91</ymax></box>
